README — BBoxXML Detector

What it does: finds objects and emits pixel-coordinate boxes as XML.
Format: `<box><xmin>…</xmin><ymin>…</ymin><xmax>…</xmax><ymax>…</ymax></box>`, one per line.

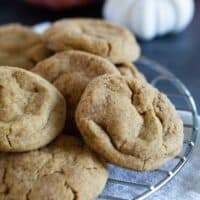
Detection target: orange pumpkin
<box><xmin>27</xmin><ymin>0</ymin><xmax>93</xmax><ymax>9</ymax></box>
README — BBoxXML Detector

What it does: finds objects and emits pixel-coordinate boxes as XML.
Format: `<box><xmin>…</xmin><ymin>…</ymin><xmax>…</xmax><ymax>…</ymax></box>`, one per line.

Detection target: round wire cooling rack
<box><xmin>97</xmin><ymin>56</ymin><xmax>199</xmax><ymax>200</ymax></box>
<box><xmin>32</xmin><ymin>23</ymin><xmax>199</xmax><ymax>199</ymax></box>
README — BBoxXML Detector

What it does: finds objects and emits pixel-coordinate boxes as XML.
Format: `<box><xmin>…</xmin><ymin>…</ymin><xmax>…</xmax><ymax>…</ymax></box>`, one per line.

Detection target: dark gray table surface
<box><xmin>0</xmin><ymin>0</ymin><xmax>199</xmax><ymax>111</ymax></box>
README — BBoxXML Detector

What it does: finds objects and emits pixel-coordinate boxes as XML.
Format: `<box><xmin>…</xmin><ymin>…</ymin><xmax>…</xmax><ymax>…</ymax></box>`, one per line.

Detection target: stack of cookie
<box><xmin>0</xmin><ymin>19</ymin><xmax>184</xmax><ymax>200</ymax></box>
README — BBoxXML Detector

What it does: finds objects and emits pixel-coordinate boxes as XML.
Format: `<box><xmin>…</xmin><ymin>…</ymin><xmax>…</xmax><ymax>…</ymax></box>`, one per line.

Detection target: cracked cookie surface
<box><xmin>0</xmin><ymin>134</ymin><xmax>108</xmax><ymax>200</ymax></box>
<box><xmin>75</xmin><ymin>74</ymin><xmax>184</xmax><ymax>171</ymax></box>
<box><xmin>32</xmin><ymin>50</ymin><xmax>120</xmax><ymax>129</ymax></box>
<box><xmin>0</xmin><ymin>24</ymin><xmax>52</xmax><ymax>70</ymax></box>
<box><xmin>43</xmin><ymin>18</ymin><xmax>140</xmax><ymax>63</ymax></box>
<box><xmin>116</xmin><ymin>62</ymin><xmax>146</xmax><ymax>83</ymax></box>
<box><xmin>0</xmin><ymin>66</ymin><xmax>66</xmax><ymax>152</ymax></box>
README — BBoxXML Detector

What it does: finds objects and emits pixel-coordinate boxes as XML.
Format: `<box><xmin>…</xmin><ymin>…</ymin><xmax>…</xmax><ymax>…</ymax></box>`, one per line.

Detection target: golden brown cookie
<box><xmin>0</xmin><ymin>66</ymin><xmax>66</xmax><ymax>152</ymax></box>
<box><xmin>0</xmin><ymin>24</ymin><xmax>52</xmax><ymax>70</ymax></box>
<box><xmin>0</xmin><ymin>134</ymin><xmax>108</xmax><ymax>200</ymax></box>
<box><xmin>32</xmin><ymin>50</ymin><xmax>120</xmax><ymax>129</ymax></box>
<box><xmin>43</xmin><ymin>18</ymin><xmax>140</xmax><ymax>63</ymax></box>
<box><xmin>76</xmin><ymin>74</ymin><xmax>184</xmax><ymax>171</ymax></box>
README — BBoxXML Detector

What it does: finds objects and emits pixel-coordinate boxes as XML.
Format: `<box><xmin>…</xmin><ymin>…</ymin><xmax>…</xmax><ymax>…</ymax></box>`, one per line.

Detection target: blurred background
<box><xmin>0</xmin><ymin>0</ymin><xmax>199</xmax><ymax>110</ymax></box>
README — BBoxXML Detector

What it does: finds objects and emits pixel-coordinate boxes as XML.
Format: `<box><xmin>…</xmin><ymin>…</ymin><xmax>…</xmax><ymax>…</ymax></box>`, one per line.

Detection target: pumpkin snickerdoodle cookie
<box><xmin>0</xmin><ymin>134</ymin><xmax>108</xmax><ymax>200</ymax></box>
<box><xmin>0</xmin><ymin>67</ymin><xmax>66</xmax><ymax>152</ymax></box>
<box><xmin>75</xmin><ymin>74</ymin><xmax>184</xmax><ymax>171</ymax></box>
<box><xmin>0</xmin><ymin>24</ymin><xmax>52</xmax><ymax>70</ymax></box>
<box><xmin>32</xmin><ymin>50</ymin><xmax>120</xmax><ymax>128</ymax></box>
<box><xmin>43</xmin><ymin>18</ymin><xmax>140</xmax><ymax>63</ymax></box>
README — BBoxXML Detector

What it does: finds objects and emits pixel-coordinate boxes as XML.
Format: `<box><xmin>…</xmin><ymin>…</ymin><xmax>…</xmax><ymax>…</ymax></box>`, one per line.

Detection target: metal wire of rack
<box><xmin>97</xmin><ymin>57</ymin><xmax>199</xmax><ymax>200</ymax></box>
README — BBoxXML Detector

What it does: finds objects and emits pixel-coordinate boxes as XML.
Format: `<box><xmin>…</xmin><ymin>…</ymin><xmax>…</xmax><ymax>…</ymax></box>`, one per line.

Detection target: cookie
<box><xmin>0</xmin><ymin>24</ymin><xmax>52</xmax><ymax>70</ymax></box>
<box><xmin>43</xmin><ymin>18</ymin><xmax>140</xmax><ymax>63</ymax></box>
<box><xmin>0</xmin><ymin>134</ymin><xmax>108</xmax><ymax>200</ymax></box>
<box><xmin>76</xmin><ymin>74</ymin><xmax>184</xmax><ymax>171</ymax></box>
<box><xmin>0</xmin><ymin>66</ymin><xmax>66</xmax><ymax>152</ymax></box>
<box><xmin>32</xmin><ymin>50</ymin><xmax>120</xmax><ymax>129</ymax></box>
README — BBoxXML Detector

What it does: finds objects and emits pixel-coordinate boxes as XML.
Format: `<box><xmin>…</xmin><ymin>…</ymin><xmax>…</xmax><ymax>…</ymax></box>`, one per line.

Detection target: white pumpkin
<box><xmin>103</xmin><ymin>0</ymin><xmax>195</xmax><ymax>40</ymax></box>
